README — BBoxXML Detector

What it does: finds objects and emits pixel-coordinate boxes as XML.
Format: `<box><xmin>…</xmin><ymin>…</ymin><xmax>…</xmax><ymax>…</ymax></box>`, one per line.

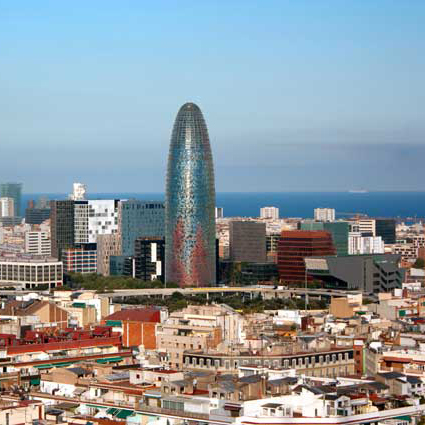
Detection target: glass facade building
<box><xmin>375</xmin><ymin>219</ymin><xmax>396</xmax><ymax>244</ymax></box>
<box><xmin>165</xmin><ymin>103</ymin><xmax>216</xmax><ymax>287</ymax></box>
<box><xmin>120</xmin><ymin>200</ymin><xmax>165</xmax><ymax>256</ymax></box>
<box><xmin>0</xmin><ymin>183</ymin><xmax>22</xmax><ymax>217</ymax></box>
<box><xmin>299</xmin><ymin>221</ymin><xmax>349</xmax><ymax>256</ymax></box>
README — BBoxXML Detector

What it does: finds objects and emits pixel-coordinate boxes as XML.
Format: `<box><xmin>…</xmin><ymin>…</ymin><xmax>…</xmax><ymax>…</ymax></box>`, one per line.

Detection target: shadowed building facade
<box><xmin>165</xmin><ymin>103</ymin><xmax>216</xmax><ymax>287</ymax></box>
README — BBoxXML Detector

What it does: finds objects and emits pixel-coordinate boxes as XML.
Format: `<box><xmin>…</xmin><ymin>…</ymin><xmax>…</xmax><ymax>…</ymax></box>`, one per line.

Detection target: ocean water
<box><xmin>23</xmin><ymin>192</ymin><xmax>425</xmax><ymax>220</ymax></box>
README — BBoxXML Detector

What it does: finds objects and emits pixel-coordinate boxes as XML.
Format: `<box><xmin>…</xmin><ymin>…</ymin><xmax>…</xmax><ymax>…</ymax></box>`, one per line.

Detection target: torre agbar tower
<box><xmin>165</xmin><ymin>102</ymin><xmax>216</xmax><ymax>287</ymax></box>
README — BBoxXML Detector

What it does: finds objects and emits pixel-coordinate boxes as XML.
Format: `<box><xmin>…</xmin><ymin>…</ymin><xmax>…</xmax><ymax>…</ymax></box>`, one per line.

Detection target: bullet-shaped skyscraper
<box><xmin>165</xmin><ymin>103</ymin><xmax>216</xmax><ymax>287</ymax></box>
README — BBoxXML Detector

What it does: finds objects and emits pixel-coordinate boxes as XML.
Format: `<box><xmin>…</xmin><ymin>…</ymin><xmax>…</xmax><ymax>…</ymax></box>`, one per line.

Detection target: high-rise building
<box><xmin>314</xmin><ymin>208</ymin><xmax>335</xmax><ymax>222</ymax></box>
<box><xmin>0</xmin><ymin>197</ymin><xmax>14</xmax><ymax>217</ymax></box>
<box><xmin>132</xmin><ymin>237</ymin><xmax>165</xmax><ymax>282</ymax></box>
<box><xmin>50</xmin><ymin>200</ymin><xmax>75</xmax><ymax>260</ymax></box>
<box><xmin>0</xmin><ymin>183</ymin><xmax>22</xmax><ymax>217</ymax></box>
<box><xmin>120</xmin><ymin>200</ymin><xmax>165</xmax><ymax>256</ymax></box>
<box><xmin>277</xmin><ymin>230</ymin><xmax>336</xmax><ymax>282</ymax></box>
<box><xmin>260</xmin><ymin>206</ymin><xmax>279</xmax><ymax>220</ymax></box>
<box><xmin>165</xmin><ymin>103</ymin><xmax>216</xmax><ymax>287</ymax></box>
<box><xmin>74</xmin><ymin>200</ymin><xmax>119</xmax><ymax>244</ymax></box>
<box><xmin>97</xmin><ymin>233</ymin><xmax>122</xmax><ymax>276</ymax></box>
<box><xmin>229</xmin><ymin>221</ymin><xmax>267</xmax><ymax>263</ymax></box>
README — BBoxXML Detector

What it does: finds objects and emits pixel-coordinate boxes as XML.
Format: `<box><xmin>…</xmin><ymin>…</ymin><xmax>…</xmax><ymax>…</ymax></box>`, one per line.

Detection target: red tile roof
<box><xmin>104</xmin><ymin>308</ymin><xmax>161</xmax><ymax>323</ymax></box>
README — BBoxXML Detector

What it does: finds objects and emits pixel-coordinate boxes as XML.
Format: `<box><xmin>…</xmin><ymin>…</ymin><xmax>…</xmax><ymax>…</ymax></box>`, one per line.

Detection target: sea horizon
<box><xmin>22</xmin><ymin>191</ymin><xmax>425</xmax><ymax>220</ymax></box>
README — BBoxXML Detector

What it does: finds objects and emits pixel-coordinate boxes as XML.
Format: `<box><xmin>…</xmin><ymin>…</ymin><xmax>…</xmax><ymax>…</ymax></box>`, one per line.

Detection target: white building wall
<box><xmin>314</xmin><ymin>208</ymin><xmax>335</xmax><ymax>222</ymax></box>
<box><xmin>348</xmin><ymin>233</ymin><xmax>384</xmax><ymax>254</ymax></box>
<box><xmin>25</xmin><ymin>231</ymin><xmax>51</xmax><ymax>256</ymax></box>
<box><xmin>0</xmin><ymin>197</ymin><xmax>14</xmax><ymax>217</ymax></box>
<box><xmin>260</xmin><ymin>207</ymin><xmax>279</xmax><ymax>220</ymax></box>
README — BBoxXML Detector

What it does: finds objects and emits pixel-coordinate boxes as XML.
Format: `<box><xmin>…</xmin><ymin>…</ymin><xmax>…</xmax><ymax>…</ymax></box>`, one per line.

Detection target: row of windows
<box><xmin>183</xmin><ymin>352</ymin><xmax>352</xmax><ymax>369</ymax></box>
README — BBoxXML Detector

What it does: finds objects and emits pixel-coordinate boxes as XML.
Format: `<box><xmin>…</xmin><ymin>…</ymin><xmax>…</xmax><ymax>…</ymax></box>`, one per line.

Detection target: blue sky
<box><xmin>0</xmin><ymin>1</ymin><xmax>424</xmax><ymax>193</ymax></box>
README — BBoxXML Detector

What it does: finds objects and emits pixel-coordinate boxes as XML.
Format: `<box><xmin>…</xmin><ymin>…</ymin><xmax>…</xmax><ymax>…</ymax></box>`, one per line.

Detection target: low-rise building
<box><xmin>0</xmin><ymin>255</ymin><xmax>63</xmax><ymax>289</ymax></box>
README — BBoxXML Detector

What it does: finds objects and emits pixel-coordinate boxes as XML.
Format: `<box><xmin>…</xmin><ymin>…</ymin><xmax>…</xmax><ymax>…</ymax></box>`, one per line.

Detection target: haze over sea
<box><xmin>23</xmin><ymin>192</ymin><xmax>425</xmax><ymax>220</ymax></box>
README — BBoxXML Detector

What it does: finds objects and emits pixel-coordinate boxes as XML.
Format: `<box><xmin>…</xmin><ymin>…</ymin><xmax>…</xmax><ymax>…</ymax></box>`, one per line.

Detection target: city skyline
<box><xmin>1</xmin><ymin>1</ymin><xmax>424</xmax><ymax>192</ymax></box>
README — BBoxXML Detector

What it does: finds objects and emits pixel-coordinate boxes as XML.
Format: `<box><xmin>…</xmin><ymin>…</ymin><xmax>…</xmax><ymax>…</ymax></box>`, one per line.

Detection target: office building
<box><xmin>300</xmin><ymin>221</ymin><xmax>349</xmax><ymax>256</ymax></box>
<box><xmin>0</xmin><ymin>197</ymin><xmax>14</xmax><ymax>217</ymax></box>
<box><xmin>0</xmin><ymin>183</ymin><xmax>22</xmax><ymax>217</ymax></box>
<box><xmin>97</xmin><ymin>233</ymin><xmax>122</xmax><ymax>276</ymax></box>
<box><xmin>0</xmin><ymin>217</ymin><xmax>21</xmax><ymax>227</ymax></box>
<box><xmin>229</xmin><ymin>221</ymin><xmax>267</xmax><ymax>263</ymax></box>
<box><xmin>0</xmin><ymin>255</ymin><xmax>63</xmax><ymax>289</ymax></box>
<box><xmin>120</xmin><ymin>200</ymin><xmax>165</xmax><ymax>256</ymax></box>
<box><xmin>314</xmin><ymin>208</ymin><xmax>335</xmax><ymax>222</ymax></box>
<box><xmin>260</xmin><ymin>206</ymin><xmax>279</xmax><ymax>220</ymax></box>
<box><xmin>266</xmin><ymin>233</ymin><xmax>281</xmax><ymax>262</ymax></box>
<box><xmin>25</xmin><ymin>206</ymin><xmax>50</xmax><ymax>224</ymax></box>
<box><xmin>74</xmin><ymin>199</ymin><xmax>119</xmax><ymax>244</ymax></box>
<box><xmin>25</xmin><ymin>231</ymin><xmax>51</xmax><ymax>256</ymax></box>
<box><xmin>50</xmin><ymin>200</ymin><xmax>75</xmax><ymax>260</ymax></box>
<box><xmin>354</xmin><ymin>219</ymin><xmax>396</xmax><ymax>244</ymax></box>
<box><xmin>215</xmin><ymin>207</ymin><xmax>224</xmax><ymax>219</ymax></box>
<box><xmin>305</xmin><ymin>254</ymin><xmax>403</xmax><ymax>293</ymax></box>
<box><xmin>62</xmin><ymin>247</ymin><xmax>97</xmax><ymax>274</ymax></box>
<box><xmin>375</xmin><ymin>219</ymin><xmax>396</xmax><ymax>244</ymax></box>
<box><xmin>131</xmin><ymin>237</ymin><xmax>165</xmax><ymax>282</ymax></box>
<box><xmin>109</xmin><ymin>255</ymin><xmax>129</xmax><ymax>276</ymax></box>
<box><xmin>277</xmin><ymin>230</ymin><xmax>335</xmax><ymax>283</ymax></box>
<box><xmin>165</xmin><ymin>103</ymin><xmax>216</xmax><ymax>287</ymax></box>
<box><xmin>240</xmin><ymin>262</ymin><xmax>278</xmax><ymax>285</ymax></box>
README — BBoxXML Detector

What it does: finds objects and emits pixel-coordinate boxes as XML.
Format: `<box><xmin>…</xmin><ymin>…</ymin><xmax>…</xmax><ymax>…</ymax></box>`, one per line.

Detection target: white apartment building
<box><xmin>357</xmin><ymin>219</ymin><xmax>376</xmax><ymax>236</ymax></box>
<box><xmin>314</xmin><ymin>208</ymin><xmax>335</xmax><ymax>222</ymax></box>
<box><xmin>74</xmin><ymin>200</ymin><xmax>120</xmax><ymax>244</ymax></box>
<box><xmin>25</xmin><ymin>231</ymin><xmax>51</xmax><ymax>256</ymax></box>
<box><xmin>348</xmin><ymin>232</ymin><xmax>384</xmax><ymax>255</ymax></box>
<box><xmin>260</xmin><ymin>206</ymin><xmax>279</xmax><ymax>220</ymax></box>
<box><xmin>0</xmin><ymin>197</ymin><xmax>14</xmax><ymax>217</ymax></box>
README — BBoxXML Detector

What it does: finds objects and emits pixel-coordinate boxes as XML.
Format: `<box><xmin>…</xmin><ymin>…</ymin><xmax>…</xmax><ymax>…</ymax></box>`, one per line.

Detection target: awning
<box><xmin>30</xmin><ymin>377</ymin><xmax>40</xmax><ymax>385</ymax></box>
<box><xmin>52</xmin><ymin>362</ymin><xmax>74</xmax><ymax>367</ymax></box>
<box><xmin>106</xmin><ymin>320</ymin><xmax>122</xmax><ymax>326</ymax></box>
<box><xmin>115</xmin><ymin>409</ymin><xmax>134</xmax><ymax>419</ymax></box>
<box><xmin>34</xmin><ymin>364</ymin><xmax>52</xmax><ymax>369</ymax></box>
<box><xmin>106</xmin><ymin>407</ymin><xmax>134</xmax><ymax>419</ymax></box>
<box><xmin>96</xmin><ymin>357</ymin><xmax>123</xmax><ymax>364</ymax></box>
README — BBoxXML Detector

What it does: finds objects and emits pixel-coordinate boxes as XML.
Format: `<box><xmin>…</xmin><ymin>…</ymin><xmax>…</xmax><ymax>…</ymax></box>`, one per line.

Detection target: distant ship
<box><xmin>348</xmin><ymin>189</ymin><xmax>368</xmax><ymax>194</ymax></box>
